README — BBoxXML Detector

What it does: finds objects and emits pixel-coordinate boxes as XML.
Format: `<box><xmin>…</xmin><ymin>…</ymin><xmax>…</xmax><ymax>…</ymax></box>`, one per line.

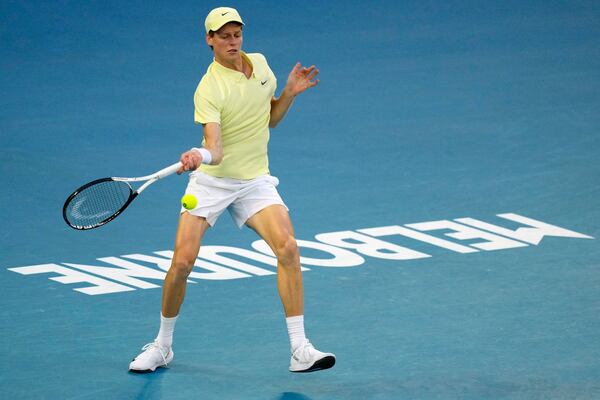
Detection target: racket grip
<box><xmin>155</xmin><ymin>162</ymin><xmax>183</xmax><ymax>179</ymax></box>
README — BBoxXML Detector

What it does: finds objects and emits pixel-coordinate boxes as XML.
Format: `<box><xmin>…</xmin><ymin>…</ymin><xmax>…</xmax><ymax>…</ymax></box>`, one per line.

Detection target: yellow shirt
<box><xmin>193</xmin><ymin>52</ymin><xmax>277</xmax><ymax>179</ymax></box>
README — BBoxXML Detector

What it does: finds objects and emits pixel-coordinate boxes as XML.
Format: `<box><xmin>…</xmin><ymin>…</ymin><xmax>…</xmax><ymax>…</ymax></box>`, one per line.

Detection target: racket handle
<box><xmin>155</xmin><ymin>162</ymin><xmax>183</xmax><ymax>179</ymax></box>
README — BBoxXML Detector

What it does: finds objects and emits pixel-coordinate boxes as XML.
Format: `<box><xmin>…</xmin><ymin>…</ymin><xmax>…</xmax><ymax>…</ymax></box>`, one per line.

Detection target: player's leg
<box><xmin>162</xmin><ymin>212</ymin><xmax>211</xmax><ymax>317</ymax></box>
<box><xmin>246</xmin><ymin>205</ymin><xmax>335</xmax><ymax>372</ymax></box>
<box><xmin>246</xmin><ymin>204</ymin><xmax>303</xmax><ymax>317</ymax></box>
<box><xmin>129</xmin><ymin>212</ymin><xmax>210</xmax><ymax>372</ymax></box>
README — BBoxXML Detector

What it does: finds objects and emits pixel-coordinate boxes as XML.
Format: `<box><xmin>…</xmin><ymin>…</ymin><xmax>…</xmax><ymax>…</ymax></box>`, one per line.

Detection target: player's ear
<box><xmin>206</xmin><ymin>32</ymin><xmax>214</xmax><ymax>49</ymax></box>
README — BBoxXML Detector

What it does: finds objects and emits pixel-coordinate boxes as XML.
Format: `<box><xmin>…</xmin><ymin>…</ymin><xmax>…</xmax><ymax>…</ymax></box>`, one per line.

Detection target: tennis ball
<box><xmin>181</xmin><ymin>194</ymin><xmax>198</xmax><ymax>210</ymax></box>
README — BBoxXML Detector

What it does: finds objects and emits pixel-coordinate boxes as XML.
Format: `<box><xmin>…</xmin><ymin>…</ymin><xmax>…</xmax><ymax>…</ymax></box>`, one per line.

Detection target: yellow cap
<box><xmin>205</xmin><ymin>7</ymin><xmax>244</xmax><ymax>34</ymax></box>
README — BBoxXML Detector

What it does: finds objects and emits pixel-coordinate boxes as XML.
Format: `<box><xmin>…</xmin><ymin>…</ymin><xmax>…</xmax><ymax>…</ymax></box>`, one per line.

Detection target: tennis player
<box><xmin>129</xmin><ymin>7</ymin><xmax>335</xmax><ymax>373</ymax></box>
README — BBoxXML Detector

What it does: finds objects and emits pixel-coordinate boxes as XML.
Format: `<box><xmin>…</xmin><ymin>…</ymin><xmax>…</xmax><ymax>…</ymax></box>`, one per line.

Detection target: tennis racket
<box><xmin>63</xmin><ymin>161</ymin><xmax>183</xmax><ymax>230</ymax></box>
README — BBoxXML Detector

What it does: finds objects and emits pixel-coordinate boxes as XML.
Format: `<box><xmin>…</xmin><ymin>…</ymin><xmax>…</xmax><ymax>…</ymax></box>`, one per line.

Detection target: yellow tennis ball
<box><xmin>181</xmin><ymin>194</ymin><xmax>198</xmax><ymax>210</ymax></box>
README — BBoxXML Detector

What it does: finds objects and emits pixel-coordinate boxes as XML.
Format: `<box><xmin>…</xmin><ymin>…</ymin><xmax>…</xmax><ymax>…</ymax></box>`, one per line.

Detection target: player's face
<box><xmin>207</xmin><ymin>23</ymin><xmax>243</xmax><ymax>64</ymax></box>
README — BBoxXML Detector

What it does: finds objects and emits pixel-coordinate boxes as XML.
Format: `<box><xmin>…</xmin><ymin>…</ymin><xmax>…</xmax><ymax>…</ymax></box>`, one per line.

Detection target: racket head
<box><xmin>62</xmin><ymin>178</ymin><xmax>136</xmax><ymax>230</ymax></box>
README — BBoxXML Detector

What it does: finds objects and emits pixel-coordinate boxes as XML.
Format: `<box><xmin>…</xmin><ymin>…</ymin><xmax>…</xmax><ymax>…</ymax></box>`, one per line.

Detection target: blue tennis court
<box><xmin>2</xmin><ymin>1</ymin><xmax>599</xmax><ymax>399</ymax></box>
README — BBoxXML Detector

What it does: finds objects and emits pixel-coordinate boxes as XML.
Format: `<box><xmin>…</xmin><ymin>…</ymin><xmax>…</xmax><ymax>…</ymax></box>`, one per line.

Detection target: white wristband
<box><xmin>192</xmin><ymin>147</ymin><xmax>212</xmax><ymax>165</ymax></box>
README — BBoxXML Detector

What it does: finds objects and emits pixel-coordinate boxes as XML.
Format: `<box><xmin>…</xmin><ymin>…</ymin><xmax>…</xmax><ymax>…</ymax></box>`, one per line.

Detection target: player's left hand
<box><xmin>285</xmin><ymin>63</ymin><xmax>319</xmax><ymax>96</ymax></box>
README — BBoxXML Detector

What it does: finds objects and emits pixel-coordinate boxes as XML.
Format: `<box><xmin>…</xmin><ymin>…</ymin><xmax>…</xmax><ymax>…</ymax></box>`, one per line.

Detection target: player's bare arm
<box><xmin>177</xmin><ymin>122</ymin><xmax>223</xmax><ymax>174</ymax></box>
<box><xmin>269</xmin><ymin>63</ymin><xmax>320</xmax><ymax>128</ymax></box>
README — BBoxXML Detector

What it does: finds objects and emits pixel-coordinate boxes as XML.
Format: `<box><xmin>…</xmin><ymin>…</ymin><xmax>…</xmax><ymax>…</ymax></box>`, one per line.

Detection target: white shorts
<box><xmin>181</xmin><ymin>171</ymin><xmax>288</xmax><ymax>228</ymax></box>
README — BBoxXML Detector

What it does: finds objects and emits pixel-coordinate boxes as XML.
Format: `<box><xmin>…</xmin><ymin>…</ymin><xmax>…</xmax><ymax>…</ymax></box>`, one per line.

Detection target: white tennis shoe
<box><xmin>129</xmin><ymin>341</ymin><xmax>174</xmax><ymax>372</ymax></box>
<box><xmin>289</xmin><ymin>339</ymin><xmax>336</xmax><ymax>373</ymax></box>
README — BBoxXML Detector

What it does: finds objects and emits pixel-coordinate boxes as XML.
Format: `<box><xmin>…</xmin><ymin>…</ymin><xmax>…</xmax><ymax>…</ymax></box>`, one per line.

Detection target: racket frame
<box><xmin>63</xmin><ymin>162</ymin><xmax>181</xmax><ymax>230</ymax></box>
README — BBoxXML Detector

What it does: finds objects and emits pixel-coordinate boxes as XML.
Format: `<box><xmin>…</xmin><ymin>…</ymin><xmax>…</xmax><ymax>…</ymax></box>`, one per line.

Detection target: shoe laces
<box><xmin>141</xmin><ymin>341</ymin><xmax>170</xmax><ymax>366</ymax></box>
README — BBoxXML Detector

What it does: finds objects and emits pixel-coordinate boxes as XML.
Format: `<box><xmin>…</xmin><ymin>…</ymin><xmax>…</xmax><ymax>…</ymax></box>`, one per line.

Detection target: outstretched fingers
<box><xmin>307</xmin><ymin>67</ymin><xmax>319</xmax><ymax>81</ymax></box>
<box><xmin>288</xmin><ymin>62</ymin><xmax>320</xmax><ymax>93</ymax></box>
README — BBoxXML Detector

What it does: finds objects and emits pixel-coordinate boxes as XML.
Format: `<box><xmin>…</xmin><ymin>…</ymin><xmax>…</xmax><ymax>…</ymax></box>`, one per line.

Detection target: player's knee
<box><xmin>274</xmin><ymin>235</ymin><xmax>300</xmax><ymax>266</ymax></box>
<box><xmin>170</xmin><ymin>256</ymin><xmax>195</xmax><ymax>277</ymax></box>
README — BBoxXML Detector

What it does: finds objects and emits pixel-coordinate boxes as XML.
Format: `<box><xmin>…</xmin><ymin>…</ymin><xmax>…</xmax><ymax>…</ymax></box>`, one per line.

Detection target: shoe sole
<box><xmin>128</xmin><ymin>364</ymin><xmax>167</xmax><ymax>373</ymax></box>
<box><xmin>290</xmin><ymin>355</ymin><xmax>336</xmax><ymax>373</ymax></box>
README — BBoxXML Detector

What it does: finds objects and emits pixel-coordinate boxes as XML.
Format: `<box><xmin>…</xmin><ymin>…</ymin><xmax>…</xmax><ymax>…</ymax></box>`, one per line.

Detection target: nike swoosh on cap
<box><xmin>221</xmin><ymin>12</ymin><xmax>229</xmax><ymax>16</ymax></box>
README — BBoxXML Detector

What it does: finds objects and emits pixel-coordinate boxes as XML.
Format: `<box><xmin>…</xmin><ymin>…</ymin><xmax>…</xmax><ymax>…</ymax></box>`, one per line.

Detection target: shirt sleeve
<box><xmin>193</xmin><ymin>77</ymin><xmax>222</xmax><ymax>125</ymax></box>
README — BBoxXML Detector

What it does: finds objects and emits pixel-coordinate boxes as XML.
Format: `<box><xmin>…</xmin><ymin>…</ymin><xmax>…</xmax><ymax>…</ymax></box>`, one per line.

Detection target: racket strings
<box><xmin>65</xmin><ymin>180</ymin><xmax>132</xmax><ymax>228</ymax></box>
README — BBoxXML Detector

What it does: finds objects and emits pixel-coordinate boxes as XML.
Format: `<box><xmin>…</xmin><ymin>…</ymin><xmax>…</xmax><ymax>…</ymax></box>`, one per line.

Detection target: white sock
<box><xmin>156</xmin><ymin>313</ymin><xmax>178</xmax><ymax>348</ymax></box>
<box><xmin>286</xmin><ymin>315</ymin><xmax>307</xmax><ymax>352</ymax></box>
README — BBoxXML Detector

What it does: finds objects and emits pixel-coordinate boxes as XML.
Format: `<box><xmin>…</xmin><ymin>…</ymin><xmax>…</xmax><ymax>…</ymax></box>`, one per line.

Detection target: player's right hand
<box><xmin>178</xmin><ymin>150</ymin><xmax>202</xmax><ymax>174</ymax></box>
